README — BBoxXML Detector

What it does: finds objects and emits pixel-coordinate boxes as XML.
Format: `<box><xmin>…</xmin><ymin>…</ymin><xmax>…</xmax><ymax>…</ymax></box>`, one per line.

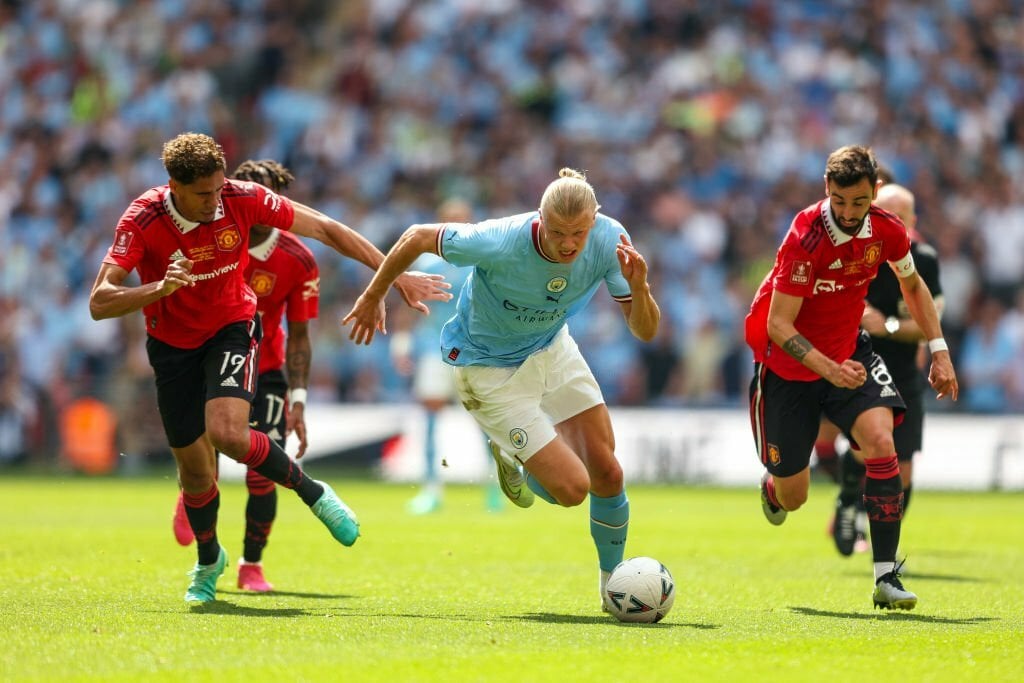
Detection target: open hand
<box><xmin>616</xmin><ymin>234</ymin><xmax>649</xmax><ymax>289</ymax></box>
<box><xmin>341</xmin><ymin>292</ymin><xmax>387</xmax><ymax>345</ymax></box>
<box><xmin>393</xmin><ymin>271</ymin><xmax>452</xmax><ymax>315</ymax></box>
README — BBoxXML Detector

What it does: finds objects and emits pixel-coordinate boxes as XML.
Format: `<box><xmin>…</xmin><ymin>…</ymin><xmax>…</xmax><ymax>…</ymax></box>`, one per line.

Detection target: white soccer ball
<box><xmin>604</xmin><ymin>556</ymin><xmax>675</xmax><ymax>623</ymax></box>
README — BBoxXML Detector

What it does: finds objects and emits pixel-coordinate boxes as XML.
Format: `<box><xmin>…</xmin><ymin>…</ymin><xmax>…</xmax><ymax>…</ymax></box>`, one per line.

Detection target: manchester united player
<box><xmin>171</xmin><ymin>159</ymin><xmax>322</xmax><ymax>593</ymax></box>
<box><xmin>830</xmin><ymin>182</ymin><xmax>944</xmax><ymax>557</ymax></box>
<box><xmin>745</xmin><ymin>145</ymin><xmax>957</xmax><ymax>610</ymax></box>
<box><xmin>90</xmin><ymin>133</ymin><xmax>450</xmax><ymax>603</ymax></box>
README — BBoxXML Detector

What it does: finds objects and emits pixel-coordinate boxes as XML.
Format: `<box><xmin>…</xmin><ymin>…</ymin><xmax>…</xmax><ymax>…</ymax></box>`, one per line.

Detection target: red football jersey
<box><xmin>102</xmin><ymin>180</ymin><xmax>295</xmax><ymax>349</ymax></box>
<box><xmin>246</xmin><ymin>229</ymin><xmax>320</xmax><ymax>374</ymax></box>
<box><xmin>745</xmin><ymin>199</ymin><xmax>914</xmax><ymax>381</ymax></box>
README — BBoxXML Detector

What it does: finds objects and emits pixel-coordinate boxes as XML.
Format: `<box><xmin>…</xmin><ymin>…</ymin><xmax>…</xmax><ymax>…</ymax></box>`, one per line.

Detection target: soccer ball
<box><xmin>604</xmin><ymin>556</ymin><xmax>675</xmax><ymax>623</ymax></box>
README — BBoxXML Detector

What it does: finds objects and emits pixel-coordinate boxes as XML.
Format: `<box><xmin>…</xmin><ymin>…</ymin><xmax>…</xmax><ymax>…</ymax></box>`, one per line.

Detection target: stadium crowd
<box><xmin>1</xmin><ymin>0</ymin><xmax>1023</xmax><ymax>466</ymax></box>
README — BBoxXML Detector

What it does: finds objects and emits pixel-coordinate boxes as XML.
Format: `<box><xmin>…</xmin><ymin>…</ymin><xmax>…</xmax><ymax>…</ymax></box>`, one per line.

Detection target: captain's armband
<box><xmin>891</xmin><ymin>251</ymin><xmax>916</xmax><ymax>278</ymax></box>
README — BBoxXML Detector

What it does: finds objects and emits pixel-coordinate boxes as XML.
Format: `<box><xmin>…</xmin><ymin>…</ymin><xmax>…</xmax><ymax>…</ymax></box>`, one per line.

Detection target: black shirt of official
<box><xmin>866</xmin><ymin>240</ymin><xmax>943</xmax><ymax>389</ymax></box>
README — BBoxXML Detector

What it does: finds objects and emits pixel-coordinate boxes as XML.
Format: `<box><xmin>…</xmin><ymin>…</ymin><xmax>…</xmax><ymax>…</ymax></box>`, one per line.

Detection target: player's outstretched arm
<box><xmin>289</xmin><ymin>201</ymin><xmax>385</xmax><ymax>269</ymax></box>
<box><xmin>343</xmin><ymin>224</ymin><xmax>446</xmax><ymax>345</ymax></box>
<box><xmin>288</xmin><ymin>202</ymin><xmax>449</xmax><ymax>313</ymax></box>
<box><xmin>89</xmin><ymin>259</ymin><xmax>194</xmax><ymax>320</ymax></box>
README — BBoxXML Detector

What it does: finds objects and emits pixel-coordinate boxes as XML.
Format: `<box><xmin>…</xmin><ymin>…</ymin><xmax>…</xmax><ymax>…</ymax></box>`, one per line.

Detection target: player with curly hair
<box><xmin>91</xmin><ymin>133</ymin><xmax>450</xmax><ymax>603</ymax></box>
<box><xmin>171</xmin><ymin>159</ymin><xmax>323</xmax><ymax>593</ymax></box>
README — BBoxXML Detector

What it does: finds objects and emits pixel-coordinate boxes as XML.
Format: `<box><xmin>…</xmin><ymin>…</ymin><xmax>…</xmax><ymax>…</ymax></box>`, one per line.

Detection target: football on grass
<box><xmin>604</xmin><ymin>556</ymin><xmax>675</xmax><ymax>623</ymax></box>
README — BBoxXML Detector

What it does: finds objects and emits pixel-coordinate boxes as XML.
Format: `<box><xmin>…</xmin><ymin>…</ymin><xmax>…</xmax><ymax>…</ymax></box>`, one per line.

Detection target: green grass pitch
<box><xmin>1</xmin><ymin>474</ymin><xmax>1021</xmax><ymax>682</ymax></box>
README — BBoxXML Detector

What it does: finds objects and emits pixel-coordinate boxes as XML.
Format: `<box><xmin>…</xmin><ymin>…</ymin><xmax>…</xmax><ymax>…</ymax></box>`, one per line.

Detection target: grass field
<box><xmin>1</xmin><ymin>473</ymin><xmax>1021</xmax><ymax>682</ymax></box>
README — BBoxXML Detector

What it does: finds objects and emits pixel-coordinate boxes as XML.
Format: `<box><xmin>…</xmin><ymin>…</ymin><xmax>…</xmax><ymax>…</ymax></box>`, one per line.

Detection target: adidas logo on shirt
<box><xmin>220</xmin><ymin>376</ymin><xmax>239</xmax><ymax>388</ymax></box>
<box><xmin>828</xmin><ymin>259</ymin><xmax>843</xmax><ymax>270</ymax></box>
<box><xmin>879</xmin><ymin>385</ymin><xmax>897</xmax><ymax>398</ymax></box>
<box><xmin>169</xmin><ymin>249</ymin><xmax>185</xmax><ymax>261</ymax></box>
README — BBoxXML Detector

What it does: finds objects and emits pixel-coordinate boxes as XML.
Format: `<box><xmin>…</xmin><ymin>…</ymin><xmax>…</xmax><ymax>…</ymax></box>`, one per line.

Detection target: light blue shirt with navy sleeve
<box><xmin>436</xmin><ymin>211</ymin><xmax>632</xmax><ymax>367</ymax></box>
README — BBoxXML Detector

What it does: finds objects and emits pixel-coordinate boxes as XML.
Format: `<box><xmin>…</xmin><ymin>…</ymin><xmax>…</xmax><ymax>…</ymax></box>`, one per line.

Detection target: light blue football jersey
<box><xmin>437</xmin><ymin>211</ymin><xmax>632</xmax><ymax>366</ymax></box>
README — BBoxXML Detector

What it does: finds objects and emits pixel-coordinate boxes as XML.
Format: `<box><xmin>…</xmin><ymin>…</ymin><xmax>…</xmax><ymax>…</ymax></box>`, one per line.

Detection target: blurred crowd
<box><xmin>2</xmin><ymin>0</ymin><xmax>1023</xmax><ymax>466</ymax></box>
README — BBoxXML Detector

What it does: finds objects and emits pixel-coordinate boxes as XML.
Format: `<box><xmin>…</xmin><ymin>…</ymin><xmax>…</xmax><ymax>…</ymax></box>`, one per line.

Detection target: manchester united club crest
<box><xmin>863</xmin><ymin>241</ymin><xmax>883</xmax><ymax>267</ymax></box>
<box><xmin>215</xmin><ymin>225</ymin><xmax>242</xmax><ymax>251</ymax></box>
<box><xmin>250</xmin><ymin>270</ymin><xmax>277</xmax><ymax>296</ymax></box>
<box><xmin>767</xmin><ymin>443</ymin><xmax>781</xmax><ymax>466</ymax></box>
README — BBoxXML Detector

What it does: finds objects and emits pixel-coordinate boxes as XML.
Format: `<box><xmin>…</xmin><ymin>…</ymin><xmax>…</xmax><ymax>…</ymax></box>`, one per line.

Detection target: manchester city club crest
<box><xmin>546</xmin><ymin>276</ymin><xmax>568</xmax><ymax>293</ymax></box>
<box><xmin>509</xmin><ymin>428</ymin><xmax>528</xmax><ymax>450</ymax></box>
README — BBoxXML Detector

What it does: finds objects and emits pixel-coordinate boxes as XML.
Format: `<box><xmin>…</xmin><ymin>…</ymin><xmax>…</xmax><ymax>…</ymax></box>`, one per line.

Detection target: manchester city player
<box><xmin>343</xmin><ymin>168</ymin><xmax>660</xmax><ymax>612</ymax></box>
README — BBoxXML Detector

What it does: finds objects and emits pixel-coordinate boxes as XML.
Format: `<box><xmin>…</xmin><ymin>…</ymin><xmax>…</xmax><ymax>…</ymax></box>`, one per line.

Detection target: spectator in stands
<box><xmin>959</xmin><ymin>296</ymin><xmax>1017</xmax><ymax>413</ymax></box>
<box><xmin>0</xmin><ymin>2</ymin><xmax>1021</xmax><ymax>471</ymax></box>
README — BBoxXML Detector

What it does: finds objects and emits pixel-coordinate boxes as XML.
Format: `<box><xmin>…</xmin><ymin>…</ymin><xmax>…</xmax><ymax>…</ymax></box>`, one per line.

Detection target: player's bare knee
<box><xmin>859</xmin><ymin>432</ymin><xmax>896</xmax><ymax>459</ymax></box>
<box><xmin>554</xmin><ymin>480</ymin><xmax>590</xmax><ymax>507</ymax></box>
<box><xmin>178</xmin><ymin>469</ymin><xmax>215</xmax><ymax>493</ymax></box>
<box><xmin>207</xmin><ymin>426</ymin><xmax>250</xmax><ymax>459</ymax></box>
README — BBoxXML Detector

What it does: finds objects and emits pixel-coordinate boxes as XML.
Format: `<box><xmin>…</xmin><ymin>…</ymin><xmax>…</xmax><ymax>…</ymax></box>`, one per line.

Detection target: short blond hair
<box><xmin>539</xmin><ymin>168</ymin><xmax>600</xmax><ymax>225</ymax></box>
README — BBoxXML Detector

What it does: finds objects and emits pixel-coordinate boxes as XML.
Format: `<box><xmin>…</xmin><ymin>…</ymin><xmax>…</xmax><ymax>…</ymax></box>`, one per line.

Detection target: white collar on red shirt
<box><xmin>162</xmin><ymin>188</ymin><xmax>225</xmax><ymax>234</ymax></box>
<box><xmin>248</xmin><ymin>228</ymin><xmax>281</xmax><ymax>261</ymax></box>
<box><xmin>821</xmin><ymin>199</ymin><xmax>873</xmax><ymax>246</ymax></box>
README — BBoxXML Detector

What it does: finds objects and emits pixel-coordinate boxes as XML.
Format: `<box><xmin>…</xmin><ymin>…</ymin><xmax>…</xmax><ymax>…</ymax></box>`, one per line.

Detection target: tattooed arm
<box><xmin>767</xmin><ymin>291</ymin><xmax>867</xmax><ymax>389</ymax></box>
<box><xmin>284</xmin><ymin>320</ymin><xmax>311</xmax><ymax>459</ymax></box>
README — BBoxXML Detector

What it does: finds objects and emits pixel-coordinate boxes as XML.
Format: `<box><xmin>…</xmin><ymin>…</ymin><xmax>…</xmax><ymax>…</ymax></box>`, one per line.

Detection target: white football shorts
<box><xmin>452</xmin><ymin>327</ymin><xmax>604</xmax><ymax>462</ymax></box>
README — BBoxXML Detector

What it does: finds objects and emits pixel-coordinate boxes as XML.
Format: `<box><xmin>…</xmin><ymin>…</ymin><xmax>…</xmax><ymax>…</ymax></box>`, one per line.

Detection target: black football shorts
<box><xmin>146</xmin><ymin>317</ymin><xmax>262</xmax><ymax>448</ymax></box>
<box><xmin>749</xmin><ymin>331</ymin><xmax>906</xmax><ymax>477</ymax></box>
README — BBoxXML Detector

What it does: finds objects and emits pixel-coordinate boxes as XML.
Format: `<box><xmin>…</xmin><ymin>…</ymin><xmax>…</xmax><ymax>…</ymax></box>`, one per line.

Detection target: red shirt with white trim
<box><xmin>102</xmin><ymin>180</ymin><xmax>295</xmax><ymax>349</ymax></box>
<box><xmin>745</xmin><ymin>199</ymin><xmax>914</xmax><ymax>381</ymax></box>
<box><xmin>246</xmin><ymin>229</ymin><xmax>319</xmax><ymax>374</ymax></box>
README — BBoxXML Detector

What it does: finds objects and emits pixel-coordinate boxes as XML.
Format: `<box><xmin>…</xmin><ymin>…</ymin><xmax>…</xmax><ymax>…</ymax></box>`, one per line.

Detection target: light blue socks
<box><xmin>589</xmin><ymin>491</ymin><xmax>629</xmax><ymax>573</ymax></box>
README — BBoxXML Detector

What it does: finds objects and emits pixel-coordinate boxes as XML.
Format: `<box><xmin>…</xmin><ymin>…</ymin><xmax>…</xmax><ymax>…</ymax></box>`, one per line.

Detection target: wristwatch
<box><xmin>884</xmin><ymin>316</ymin><xmax>901</xmax><ymax>336</ymax></box>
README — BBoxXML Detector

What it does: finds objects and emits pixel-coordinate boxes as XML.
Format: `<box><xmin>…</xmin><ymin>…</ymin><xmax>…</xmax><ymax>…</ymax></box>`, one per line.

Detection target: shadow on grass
<box><xmin>896</xmin><ymin>571</ymin><xmax>986</xmax><ymax>583</ymax></box>
<box><xmin>790</xmin><ymin>606</ymin><xmax>998</xmax><ymax>624</ymax></box>
<box><xmin>184</xmin><ymin>601</ymin><xmax>314</xmax><ymax>617</ymax></box>
<box><xmin>838</xmin><ymin>570</ymin><xmax>986</xmax><ymax>584</ymax></box>
<box><xmin>360</xmin><ymin>612</ymin><xmax>714</xmax><ymax>628</ymax></box>
<box><xmin>216</xmin><ymin>588</ymin><xmax>356</xmax><ymax>599</ymax></box>
<box><xmin>515</xmin><ymin>612</ymin><xmax>719</xmax><ymax>629</ymax></box>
